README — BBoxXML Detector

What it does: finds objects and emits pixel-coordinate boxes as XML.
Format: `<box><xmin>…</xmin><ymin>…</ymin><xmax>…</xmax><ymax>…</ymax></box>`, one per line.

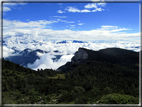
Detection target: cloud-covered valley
<box><xmin>1</xmin><ymin>36</ymin><xmax>140</xmax><ymax>71</ymax></box>
<box><xmin>27</xmin><ymin>53</ymin><xmax>74</xmax><ymax>70</ymax></box>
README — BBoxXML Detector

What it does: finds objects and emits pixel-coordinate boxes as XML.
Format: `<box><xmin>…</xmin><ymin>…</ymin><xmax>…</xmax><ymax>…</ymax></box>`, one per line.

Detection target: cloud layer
<box><xmin>2</xmin><ymin>37</ymin><xmax>140</xmax><ymax>70</ymax></box>
<box><xmin>2</xmin><ymin>2</ymin><xmax>26</xmax><ymax>12</ymax></box>
<box><xmin>3</xmin><ymin>19</ymin><xmax>140</xmax><ymax>42</ymax></box>
<box><xmin>57</xmin><ymin>3</ymin><xmax>106</xmax><ymax>13</ymax></box>
<box><xmin>2</xmin><ymin>18</ymin><xmax>140</xmax><ymax>71</ymax></box>
<box><xmin>27</xmin><ymin>53</ymin><xmax>74</xmax><ymax>70</ymax></box>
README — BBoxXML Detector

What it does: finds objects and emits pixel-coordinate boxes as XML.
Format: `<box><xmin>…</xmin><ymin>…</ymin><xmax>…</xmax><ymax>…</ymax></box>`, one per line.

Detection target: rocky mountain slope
<box><xmin>57</xmin><ymin>47</ymin><xmax>139</xmax><ymax>72</ymax></box>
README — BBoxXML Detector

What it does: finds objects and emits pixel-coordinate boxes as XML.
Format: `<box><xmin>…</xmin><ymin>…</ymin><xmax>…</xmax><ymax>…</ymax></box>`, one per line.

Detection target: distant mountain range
<box><xmin>4</xmin><ymin>48</ymin><xmax>64</xmax><ymax>67</ymax></box>
<box><xmin>56</xmin><ymin>40</ymin><xmax>88</xmax><ymax>44</ymax></box>
<box><xmin>5</xmin><ymin>48</ymin><xmax>48</xmax><ymax>67</ymax></box>
<box><xmin>56</xmin><ymin>40</ymin><xmax>120</xmax><ymax>44</ymax></box>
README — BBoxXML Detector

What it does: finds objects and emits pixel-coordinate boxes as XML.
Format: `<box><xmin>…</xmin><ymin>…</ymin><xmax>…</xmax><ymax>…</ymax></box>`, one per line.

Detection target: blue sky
<box><xmin>2</xmin><ymin>1</ymin><xmax>140</xmax><ymax>42</ymax></box>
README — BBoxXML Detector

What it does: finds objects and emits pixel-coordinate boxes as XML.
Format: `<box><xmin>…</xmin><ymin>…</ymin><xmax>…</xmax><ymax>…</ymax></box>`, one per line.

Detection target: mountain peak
<box><xmin>56</xmin><ymin>40</ymin><xmax>68</xmax><ymax>44</ymax></box>
<box><xmin>72</xmin><ymin>40</ymin><xmax>87</xmax><ymax>43</ymax></box>
<box><xmin>57</xmin><ymin>47</ymin><xmax>139</xmax><ymax>72</ymax></box>
<box><xmin>56</xmin><ymin>40</ymin><xmax>87</xmax><ymax>44</ymax></box>
<box><xmin>71</xmin><ymin>47</ymin><xmax>88</xmax><ymax>63</ymax></box>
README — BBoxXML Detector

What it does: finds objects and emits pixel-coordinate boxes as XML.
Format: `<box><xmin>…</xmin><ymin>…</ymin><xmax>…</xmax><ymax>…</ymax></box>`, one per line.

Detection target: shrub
<box><xmin>103</xmin><ymin>87</ymin><xmax>113</xmax><ymax>94</ymax></box>
<box><xmin>99</xmin><ymin>93</ymin><xmax>139</xmax><ymax>104</ymax></box>
<box><xmin>58</xmin><ymin>91</ymin><xmax>73</xmax><ymax>103</ymax></box>
<box><xmin>74</xmin><ymin>94</ymin><xmax>88</xmax><ymax>104</ymax></box>
<box><xmin>74</xmin><ymin>86</ymin><xmax>85</xmax><ymax>93</ymax></box>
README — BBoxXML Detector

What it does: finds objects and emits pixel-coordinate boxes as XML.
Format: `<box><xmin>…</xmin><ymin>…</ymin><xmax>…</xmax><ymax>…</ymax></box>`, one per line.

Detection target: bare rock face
<box><xmin>57</xmin><ymin>48</ymin><xmax>88</xmax><ymax>72</ymax></box>
<box><xmin>71</xmin><ymin>48</ymin><xmax>88</xmax><ymax>63</ymax></box>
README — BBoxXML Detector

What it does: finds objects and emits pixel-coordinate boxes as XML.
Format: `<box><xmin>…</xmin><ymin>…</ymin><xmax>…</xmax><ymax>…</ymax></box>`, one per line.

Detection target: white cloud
<box><xmin>92</xmin><ymin>8</ymin><xmax>104</xmax><ymax>12</ymax></box>
<box><xmin>3</xmin><ymin>19</ymin><xmax>139</xmax><ymax>43</ymax></box>
<box><xmin>85</xmin><ymin>3</ymin><xmax>106</xmax><ymax>9</ymax></box>
<box><xmin>65</xmin><ymin>6</ymin><xmax>80</xmax><ymax>12</ymax></box>
<box><xmin>3</xmin><ymin>19</ymin><xmax>57</xmax><ymax>29</ymax></box>
<box><xmin>100</xmin><ymin>25</ymin><xmax>131</xmax><ymax>32</ymax></box>
<box><xmin>78</xmin><ymin>23</ymin><xmax>84</xmax><ymax>25</ymax></box>
<box><xmin>53</xmin><ymin>16</ymin><xmax>67</xmax><ymax>18</ymax></box>
<box><xmin>2</xmin><ymin>2</ymin><xmax>26</xmax><ymax>13</ymax></box>
<box><xmin>67</xmin><ymin>21</ymin><xmax>74</xmax><ymax>23</ymax></box>
<box><xmin>1</xmin><ymin>46</ymin><xmax>14</xmax><ymax>58</ymax></box>
<box><xmin>85</xmin><ymin>3</ymin><xmax>97</xmax><ymax>8</ymax></box>
<box><xmin>27</xmin><ymin>53</ymin><xmax>74</xmax><ymax>70</ymax></box>
<box><xmin>36</xmin><ymin>52</ymin><xmax>46</xmax><ymax>58</ymax></box>
<box><xmin>65</xmin><ymin>6</ymin><xmax>92</xmax><ymax>13</ymax></box>
<box><xmin>3</xmin><ymin>6</ymin><xmax>11</xmax><ymax>11</ymax></box>
<box><xmin>57</xmin><ymin>10</ymin><xmax>65</xmax><ymax>13</ymax></box>
<box><xmin>81</xmin><ymin>9</ymin><xmax>91</xmax><ymax>12</ymax></box>
<box><xmin>97</xmin><ymin>3</ymin><xmax>106</xmax><ymax>7</ymax></box>
<box><xmin>101</xmin><ymin>25</ymin><xmax>117</xmax><ymax>28</ymax></box>
<box><xmin>3</xmin><ymin>39</ymin><xmax>140</xmax><ymax>70</ymax></box>
<box><xmin>92</xmin><ymin>9</ymin><xmax>97</xmax><ymax>12</ymax></box>
<box><xmin>3</xmin><ymin>20</ymin><xmax>140</xmax><ymax>61</ymax></box>
<box><xmin>64</xmin><ymin>3</ymin><xmax>106</xmax><ymax>13</ymax></box>
<box><xmin>70</xmin><ymin>25</ymin><xmax>75</xmax><ymax>26</ymax></box>
<box><xmin>56</xmin><ymin>19</ymin><xmax>74</xmax><ymax>23</ymax></box>
<box><xmin>2</xmin><ymin>30</ymin><xmax>140</xmax><ymax>70</ymax></box>
<box><xmin>84</xmin><ymin>3</ymin><xmax>106</xmax><ymax>12</ymax></box>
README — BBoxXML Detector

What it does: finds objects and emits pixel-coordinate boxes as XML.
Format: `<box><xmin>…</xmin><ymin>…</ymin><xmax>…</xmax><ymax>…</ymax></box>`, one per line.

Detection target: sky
<box><xmin>2</xmin><ymin>1</ymin><xmax>140</xmax><ymax>42</ymax></box>
<box><xmin>1</xmin><ymin>0</ymin><xmax>141</xmax><ymax>70</ymax></box>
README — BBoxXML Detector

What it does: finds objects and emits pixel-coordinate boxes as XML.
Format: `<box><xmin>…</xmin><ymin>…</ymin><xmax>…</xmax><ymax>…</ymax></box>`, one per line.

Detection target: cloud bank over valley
<box><xmin>1</xmin><ymin>35</ymin><xmax>140</xmax><ymax>70</ymax></box>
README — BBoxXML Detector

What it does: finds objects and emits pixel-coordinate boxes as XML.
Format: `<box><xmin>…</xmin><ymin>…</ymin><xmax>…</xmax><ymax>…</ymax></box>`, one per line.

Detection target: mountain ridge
<box><xmin>5</xmin><ymin>48</ymin><xmax>48</xmax><ymax>67</ymax></box>
<box><xmin>57</xmin><ymin>47</ymin><xmax>139</xmax><ymax>72</ymax></box>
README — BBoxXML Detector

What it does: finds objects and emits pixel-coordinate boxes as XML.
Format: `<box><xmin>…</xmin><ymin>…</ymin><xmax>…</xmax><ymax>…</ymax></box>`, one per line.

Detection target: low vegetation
<box><xmin>48</xmin><ymin>74</ymin><xmax>65</xmax><ymax>79</ymax></box>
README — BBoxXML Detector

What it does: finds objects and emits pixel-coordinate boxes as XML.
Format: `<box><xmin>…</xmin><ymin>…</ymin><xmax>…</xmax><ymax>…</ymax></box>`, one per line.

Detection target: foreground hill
<box><xmin>2</xmin><ymin>47</ymin><xmax>140</xmax><ymax>104</ymax></box>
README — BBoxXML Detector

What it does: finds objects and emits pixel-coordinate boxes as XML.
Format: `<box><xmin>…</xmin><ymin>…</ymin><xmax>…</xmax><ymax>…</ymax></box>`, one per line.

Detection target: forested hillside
<box><xmin>2</xmin><ymin>47</ymin><xmax>140</xmax><ymax>104</ymax></box>
<box><xmin>77</xmin><ymin>47</ymin><xmax>139</xmax><ymax>70</ymax></box>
